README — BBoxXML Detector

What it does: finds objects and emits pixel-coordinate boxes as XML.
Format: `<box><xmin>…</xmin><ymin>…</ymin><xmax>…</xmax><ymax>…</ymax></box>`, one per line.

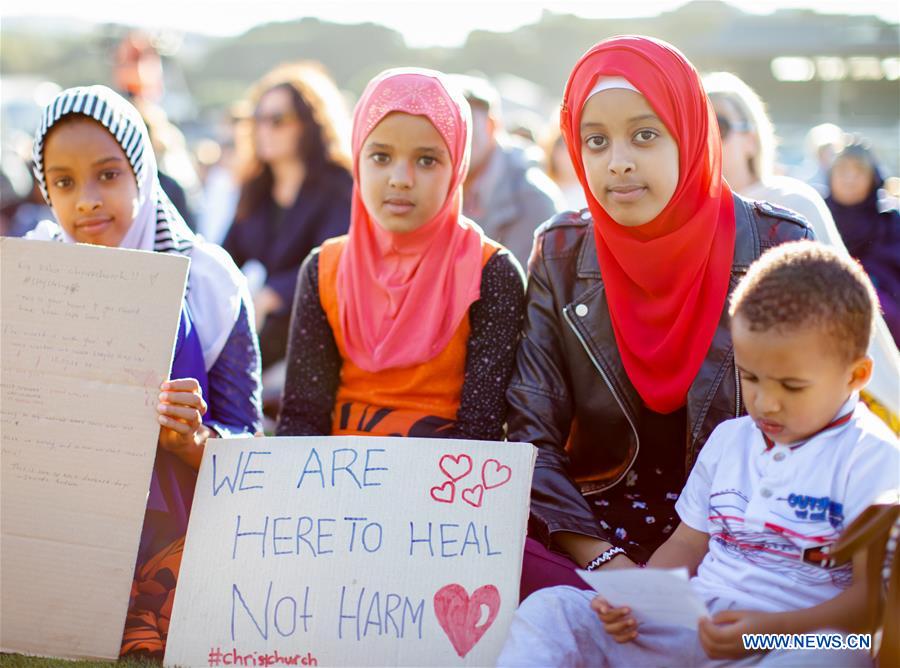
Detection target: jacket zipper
<box><xmin>734</xmin><ymin>357</ymin><xmax>742</xmax><ymax>418</ymax></box>
<box><xmin>563</xmin><ymin>305</ymin><xmax>640</xmax><ymax>495</ymax></box>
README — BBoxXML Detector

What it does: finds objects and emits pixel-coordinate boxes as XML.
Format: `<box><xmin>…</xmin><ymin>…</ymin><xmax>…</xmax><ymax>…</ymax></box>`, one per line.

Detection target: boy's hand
<box><xmin>699</xmin><ymin>610</ymin><xmax>773</xmax><ymax>659</ymax></box>
<box><xmin>157</xmin><ymin>378</ymin><xmax>209</xmax><ymax>465</ymax></box>
<box><xmin>590</xmin><ymin>595</ymin><xmax>638</xmax><ymax>643</ymax></box>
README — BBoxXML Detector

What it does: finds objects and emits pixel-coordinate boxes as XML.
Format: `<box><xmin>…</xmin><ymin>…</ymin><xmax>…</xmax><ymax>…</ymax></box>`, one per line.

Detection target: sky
<box><xmin>6</xmin><ymin>0</ymin><xmax>899</xmax><ymax>48</ymax></box>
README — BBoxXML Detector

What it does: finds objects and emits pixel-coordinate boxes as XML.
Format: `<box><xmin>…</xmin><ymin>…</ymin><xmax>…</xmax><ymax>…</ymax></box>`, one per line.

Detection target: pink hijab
<box><xmin>338</xmin><ymin>68</ymin><xmax>484</xmax><ymax>372</ymax></box>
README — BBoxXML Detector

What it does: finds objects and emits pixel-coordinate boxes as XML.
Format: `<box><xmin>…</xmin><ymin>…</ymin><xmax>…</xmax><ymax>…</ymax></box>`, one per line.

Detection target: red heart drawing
<box><xmin>481</xmin><ymin>459</ymin><xmax>512</xmax><ymax>490</ymax></box>
<box><xmin>433</xmin><ymin>584</ymin><xmax>501</xmax><ymax>658</ymax></box>
<box><xmin>461</xmin><ymin>484</ymin><xmax>484</xmax><ymax>508</ymax></box>
<box><xmin>430</xmin><ymin>481</ymin><xmax>455</xmax><ymax>504</ymax></box>
<box><xmin>439</xmin><ymin>453</ymin><xmax>473</xmax><ymax>482</ymax></box>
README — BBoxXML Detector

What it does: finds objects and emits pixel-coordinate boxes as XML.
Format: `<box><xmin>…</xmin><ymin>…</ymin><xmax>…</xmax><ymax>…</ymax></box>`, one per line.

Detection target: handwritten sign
<box><xmin>0</xmin><ymin>238</ymin><xmax>189</xmax><ymax>660</ymax></box>
<box><xmin>165</xmin><ymin>437</ymin><xmax>536</xmax><ymax>667</ymax></box>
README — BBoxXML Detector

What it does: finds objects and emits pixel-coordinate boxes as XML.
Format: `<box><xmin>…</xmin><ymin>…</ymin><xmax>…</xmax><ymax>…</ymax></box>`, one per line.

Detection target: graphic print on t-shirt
<box><xmin>707</xmin><ymin>490</ymin><xmax>852</xmax><ymax>588</ymax></box>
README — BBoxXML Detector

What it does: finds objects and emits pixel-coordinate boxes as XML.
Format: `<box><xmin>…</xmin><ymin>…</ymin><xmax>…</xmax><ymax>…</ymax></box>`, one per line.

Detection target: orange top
<box><xmin>318</xmin><ymin>235</ymin><xmax>499</xmax><ymax>436</ymax></box>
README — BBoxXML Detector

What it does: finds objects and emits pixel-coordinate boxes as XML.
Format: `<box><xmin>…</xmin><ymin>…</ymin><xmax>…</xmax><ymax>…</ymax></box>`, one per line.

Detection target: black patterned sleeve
<box><xmin>275</xmin><ymin>251</ymin><xmax>342</xmax><ymax>436</ymax></box>
<box><xmin>447</xmin><ymin>250</ymin><xmax>527</xmax><ymax>441</ymax></box>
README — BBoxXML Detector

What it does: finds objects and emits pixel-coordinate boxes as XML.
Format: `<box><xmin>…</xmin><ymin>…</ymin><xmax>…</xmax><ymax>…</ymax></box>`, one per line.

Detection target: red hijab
<box><xmin>560</xmin><ymin>36</ymin><xmax>736</xmax><ymax>413</ymax></box>
<box><xmin>338</xmin><ymin>68</ymin><xmax>484</xmax><ymax>372</ymax></box>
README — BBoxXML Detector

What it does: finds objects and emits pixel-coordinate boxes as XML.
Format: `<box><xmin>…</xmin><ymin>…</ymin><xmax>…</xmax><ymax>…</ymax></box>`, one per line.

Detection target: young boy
<box><xmin>499</xmin><ymin>241</ymin><xmax>899</xmax><ymax>667</ymax></box>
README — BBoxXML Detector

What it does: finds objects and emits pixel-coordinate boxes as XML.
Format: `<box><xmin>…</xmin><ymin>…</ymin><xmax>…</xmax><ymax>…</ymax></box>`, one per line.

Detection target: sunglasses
<box><xmin>252</xmin><ymin>111</ymin><xmax>299</xmax><ymax>128</ymax></box>
<box><xmin>716</xmin><ymin>114</ymin><xmax>751</xmax><ymax>140</ymax></box>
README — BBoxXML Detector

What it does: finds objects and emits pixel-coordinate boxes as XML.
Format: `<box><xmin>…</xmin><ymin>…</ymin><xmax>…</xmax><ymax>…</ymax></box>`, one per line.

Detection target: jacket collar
<box><xmin>576</xmin><ymin>210</ymin><xmax>602</xmax><ymax>279</ymax></box>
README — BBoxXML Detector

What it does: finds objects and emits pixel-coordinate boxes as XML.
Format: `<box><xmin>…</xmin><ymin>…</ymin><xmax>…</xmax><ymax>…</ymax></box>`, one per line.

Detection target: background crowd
<box><xmin>4</xmin><ymin>4</ymin><xmax>898</xmax><ymax>427</ymax></box>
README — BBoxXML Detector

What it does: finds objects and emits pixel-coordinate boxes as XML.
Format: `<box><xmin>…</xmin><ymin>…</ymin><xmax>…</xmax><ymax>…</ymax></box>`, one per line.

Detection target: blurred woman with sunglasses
<box><xmin>704</xmin><ymin>72</ymin><xmax>836</xmax><ymax>242</ymax></box>
<box><xmin>224</xmin><ymin>62</ymin><xmax>353</xmax><ymax>372</ymax></box>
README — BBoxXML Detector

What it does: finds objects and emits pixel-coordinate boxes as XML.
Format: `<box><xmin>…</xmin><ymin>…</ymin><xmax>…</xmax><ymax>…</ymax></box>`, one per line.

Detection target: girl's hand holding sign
<box><xmin>157</xmin><ymin>378</ymin><xmax>212</xmax><ymax>470</ymax></box>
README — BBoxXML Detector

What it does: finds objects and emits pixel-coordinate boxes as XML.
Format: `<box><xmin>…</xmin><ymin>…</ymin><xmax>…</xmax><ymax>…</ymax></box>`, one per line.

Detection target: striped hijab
<box><xmin>32</xmin><ymin>85</ymin><xmax>192</xmax><ymax>254</ymax></box>
<box><xmin>30</xmin><ymin>85</ymin><xmax>246</xmax><ymax>370</ymax></box>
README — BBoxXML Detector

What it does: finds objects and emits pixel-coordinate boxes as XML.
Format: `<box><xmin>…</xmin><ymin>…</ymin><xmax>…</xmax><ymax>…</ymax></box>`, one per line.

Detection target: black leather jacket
<box><xmin>507</xmin><ymin>193</ymin><xmax>813</xmax><ymax>546</ymax></box>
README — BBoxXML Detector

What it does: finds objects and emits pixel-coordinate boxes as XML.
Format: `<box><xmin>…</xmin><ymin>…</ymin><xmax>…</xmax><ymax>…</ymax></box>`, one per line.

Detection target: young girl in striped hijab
<box><xmin>29</xmin><ymin>85</ymin><xmax>262</xmax><ymax>657</ymax></box>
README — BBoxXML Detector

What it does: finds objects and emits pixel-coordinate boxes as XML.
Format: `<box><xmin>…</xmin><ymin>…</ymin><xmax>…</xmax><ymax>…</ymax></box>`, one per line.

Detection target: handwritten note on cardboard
<box><xmin>165</xmin><ymin>437</ymin><xmax>536</xmax><ymax>667</ymax></box>
<box><xmin>1</xmin><ymin>238</ymin><xmax>188</xmax><ymax>660</ymax></box>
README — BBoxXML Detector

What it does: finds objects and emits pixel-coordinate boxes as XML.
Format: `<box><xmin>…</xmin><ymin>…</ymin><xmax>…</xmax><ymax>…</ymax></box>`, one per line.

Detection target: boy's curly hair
<box><xmin>729</xmin><ymin>241</ymin><xmax>877</xmax><ymax>362</ymax></box>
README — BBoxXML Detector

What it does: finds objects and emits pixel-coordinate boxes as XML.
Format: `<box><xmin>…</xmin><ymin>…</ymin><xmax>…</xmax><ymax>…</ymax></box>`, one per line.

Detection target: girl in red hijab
<box><xmin>508</xmin><ymin>36</ymin><xmax>813</xmax><ymax>597</ymax></box>
<box><xmin>277</xmin><ymin>68</ymin><xmax>525</xmax><ymax>439</ymax></box>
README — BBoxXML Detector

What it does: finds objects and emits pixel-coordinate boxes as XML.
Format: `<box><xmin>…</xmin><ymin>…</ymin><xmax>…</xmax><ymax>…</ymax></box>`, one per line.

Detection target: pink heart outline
<box><xmin>439</xmin><ymin>453</ymin><xmax>473</xmax><ymax>482</ymax></box>
<box><xmin>481</xmin><ymin>459</ymin><xmax>512</xmax><ymax>490</ymax></box>
<box><xmin>430</xmin><ymin>480</ymin><xmax>455</xmax><ymax>504</ymax></box>
<box><xmin>461</xmin><ymin>484</ymin><xmax>484</xmax><ymax>508</ymax></box>
<box><xmin>433</xmin><ymin>583</ymin><xmax>501</xmax><ymax>658</ymax></box>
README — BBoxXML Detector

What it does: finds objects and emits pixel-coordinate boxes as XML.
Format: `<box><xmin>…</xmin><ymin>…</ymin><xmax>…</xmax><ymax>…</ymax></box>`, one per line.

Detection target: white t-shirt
<box><xmin>676</xmin><ymin>396</ymin><xmax>900</xmax><ymax>613</ymax></box>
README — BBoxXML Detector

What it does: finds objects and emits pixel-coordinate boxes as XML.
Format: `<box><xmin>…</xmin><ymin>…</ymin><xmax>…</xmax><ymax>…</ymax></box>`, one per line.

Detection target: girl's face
<box><xmin>830</xmin><ymin>157</ymin><xmax>873</xmax><ymax>206</ymax></box>
<box><xmin>580</xmin><ymin>88</ymin><xmax>679</xmax><ymax>227</ymax></box>
<box><xmin>254</xmin><ymin>87</ymin><xmax>303</xmax><ymax>165</ymax></box>
<box><xmin>359</xmin><ymin>112</ymin><xmax>453</xmax><ymax>234</ymax></box>
<box><xmin>43</xmin><ymin>117</ymin><xmax>139</xmax><ymax>247</ymax></box>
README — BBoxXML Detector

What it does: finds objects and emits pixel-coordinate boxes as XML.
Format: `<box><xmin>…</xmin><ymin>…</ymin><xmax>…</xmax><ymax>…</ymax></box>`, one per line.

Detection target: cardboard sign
<box><xmin>165</xmin><ymin>437</ymin><xmax>536</xmax><ymax>667</ymax></box>
<box><xmin>1</xmin><ymin>238</ymin><xmax>188</xmax><ymax>660</ymax></box>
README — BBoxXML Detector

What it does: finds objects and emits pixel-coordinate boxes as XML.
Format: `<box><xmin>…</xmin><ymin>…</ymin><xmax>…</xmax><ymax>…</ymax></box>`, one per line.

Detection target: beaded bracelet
<box><xmin>585</xmin><ymin>546</ymin><xmax>626</xmax><ymax>571</ymax></box>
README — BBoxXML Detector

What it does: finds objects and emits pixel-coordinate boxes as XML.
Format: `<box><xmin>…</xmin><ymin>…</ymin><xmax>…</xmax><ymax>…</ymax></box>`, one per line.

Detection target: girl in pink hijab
<box><xmin>277</xmin><ymin>68</ymin><xmax>525</xmax><ymax>439</ymax></box>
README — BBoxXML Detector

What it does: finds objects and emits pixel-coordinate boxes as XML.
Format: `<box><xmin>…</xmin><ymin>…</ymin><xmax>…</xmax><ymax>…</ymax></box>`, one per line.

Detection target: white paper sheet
<box><xmin>578</xmin><ymin>567</ymin><xmax>708</xmax><ymax>629</ymax></box>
